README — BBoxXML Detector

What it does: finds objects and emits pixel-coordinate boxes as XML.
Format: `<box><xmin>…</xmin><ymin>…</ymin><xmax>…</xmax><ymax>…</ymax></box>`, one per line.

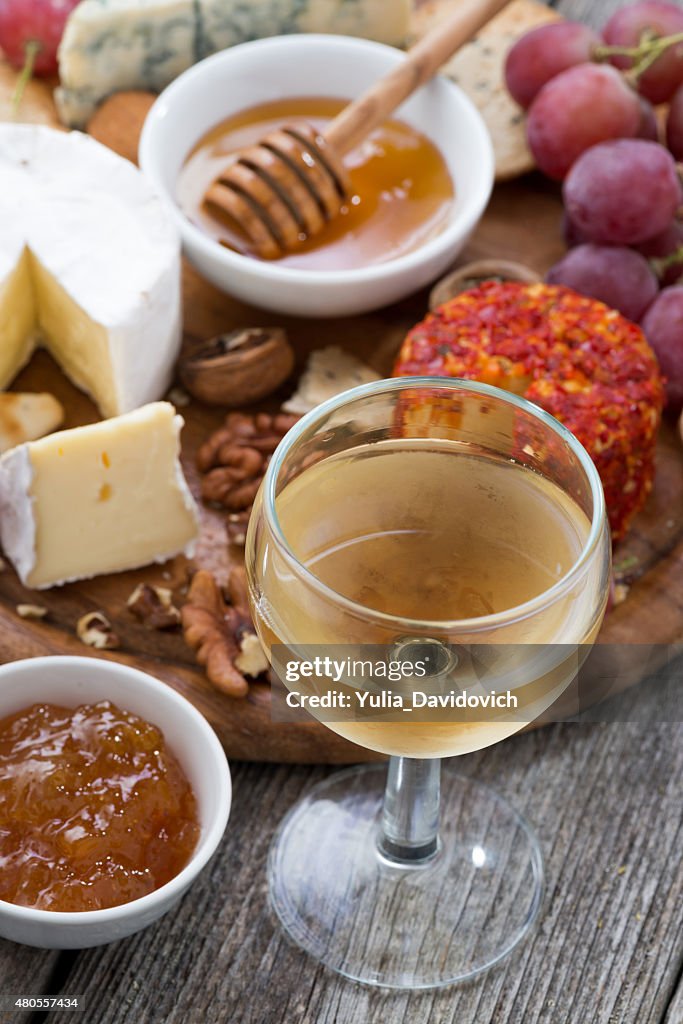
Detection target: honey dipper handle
<box><xmin>324</xmin><ymin>0</ymin><xmax>512</xmax><ymax>156</ymax></box>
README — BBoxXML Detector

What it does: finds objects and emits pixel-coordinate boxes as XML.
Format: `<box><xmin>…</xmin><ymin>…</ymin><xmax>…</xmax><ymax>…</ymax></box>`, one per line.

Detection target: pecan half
<box><xmin>181</xmin><ymin>567</ymin><xmax>268</xmax><ymax>697</ymax></box>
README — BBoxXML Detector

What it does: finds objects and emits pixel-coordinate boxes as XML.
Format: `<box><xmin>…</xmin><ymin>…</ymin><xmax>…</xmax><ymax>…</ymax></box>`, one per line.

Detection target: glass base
<box><xmin>269</xmin><ymin>764</ymin><xmax>543</xmax><ymax>990</ymax></box>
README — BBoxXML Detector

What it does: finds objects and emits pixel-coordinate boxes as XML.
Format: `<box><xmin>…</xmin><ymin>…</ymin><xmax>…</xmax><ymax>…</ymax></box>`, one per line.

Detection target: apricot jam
<box><xmin>0</xmin><ymin>701</ymin><xmax>200</xmax><ymax>912</ymax></box>
<box><xmin>177</xmin><ymin>96</ymin><xmax>455</xmax><ymax>270</ymax></box>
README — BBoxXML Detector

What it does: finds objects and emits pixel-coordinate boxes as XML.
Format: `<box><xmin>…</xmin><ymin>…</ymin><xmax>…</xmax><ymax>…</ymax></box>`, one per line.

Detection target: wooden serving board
<box><xmin>0</xmin><ymin>79</ymin><xmax>682</xmax><ymax>764</ymax></box>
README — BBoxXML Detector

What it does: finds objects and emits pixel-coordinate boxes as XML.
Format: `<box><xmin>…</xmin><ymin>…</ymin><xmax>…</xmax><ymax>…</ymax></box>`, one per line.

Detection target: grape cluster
<box><xmin>506</xmin><ymin>2</ymin><xmax>683</xmax><ymax>411</ymax></box>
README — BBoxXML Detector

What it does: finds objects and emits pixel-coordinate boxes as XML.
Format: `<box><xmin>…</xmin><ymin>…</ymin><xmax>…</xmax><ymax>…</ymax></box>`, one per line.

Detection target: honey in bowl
<box><xmin>0</xmin><ymin>700</ymin><xmax>200</xmax><ymax>912</ymax></box>
<box><xmin>177</xmin><ymin>97</ymin><xmax>455</xmax><ymax>270</ymax></box>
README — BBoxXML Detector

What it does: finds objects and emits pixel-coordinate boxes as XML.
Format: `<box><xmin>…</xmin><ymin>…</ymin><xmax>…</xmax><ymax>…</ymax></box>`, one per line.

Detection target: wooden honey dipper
<box><xmin>203</xmin><ymin>0</ymin><xmax>512</xmax><ymax>259</ymax></box>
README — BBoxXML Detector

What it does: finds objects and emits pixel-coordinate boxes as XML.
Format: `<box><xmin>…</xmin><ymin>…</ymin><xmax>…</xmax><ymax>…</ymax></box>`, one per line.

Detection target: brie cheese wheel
<box><xmin>0</xmin><ymin>402</ymin><xmax>200</xmax><ymax>589</ymax></box>
<box><xmin>0</xmin><ymin>125</ymin><xmax>182</xmax><ymax>418</ymax></box>
<box><xmin>56</xmin><ymin>0</ymin><xmax>411</xmax><ymax>127</ymax></box>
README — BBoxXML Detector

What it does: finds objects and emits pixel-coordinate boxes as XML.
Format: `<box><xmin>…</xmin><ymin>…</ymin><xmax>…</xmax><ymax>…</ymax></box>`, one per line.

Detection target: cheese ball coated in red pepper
<box><xmin>393</xmin><ymin>281</ymin><xmax>664</xmax><ymax>541</ymax></box>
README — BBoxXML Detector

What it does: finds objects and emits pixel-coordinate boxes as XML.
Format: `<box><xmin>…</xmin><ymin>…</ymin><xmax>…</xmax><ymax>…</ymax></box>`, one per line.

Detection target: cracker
<box><xmin>410</xmin><ymin>0</ymin><xmax>561</xmax><ymax>181</ymax></box>
<box><xmin>282</xmin><ymin>347</ymin><xmax>380</xmax><ymax>415</ymax></box>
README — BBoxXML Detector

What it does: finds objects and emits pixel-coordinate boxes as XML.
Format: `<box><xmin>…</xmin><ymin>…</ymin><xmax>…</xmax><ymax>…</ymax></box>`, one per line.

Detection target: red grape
<box><xmin>563</xmin><ymin>139</ymin><xmax>680</xmax><ymax>245</ymax></box>
<box><xmin>636</xmin><ymin>96</ymin><xmax>659</xmax><ymax>140</ymax></box>
<box><xmin>526</xmin><ymin>64</ymin><xmax>641</xmax><ymax>180</ymax></box>
<box><xmin>504</xmin><ymin>22</ymin><xmax>600</xmax><ymax>109</ymax></box>
<box><xmin>546</xmin><ymin>244</ymin><xmax>659</xmax><ymax>322</ymax></box>
<box><xmin>641</xmin><ymin>285</ymin><xmax>683</xmax><ymax>409</ymax></box>
<box><xmin>602</xmin><ymin>1</ymin><xmax>683</xmax><ymax>104</ymax></box>
<box><xmin>0</xmin><ymin>0</ymin><xmax>79</xmax><ymax>76</ymax></box>
<box><xmin>636</xmin><ymin>221</ymin><xmax>683</xmax><ymax>285</ymax></box>
<box><xmin>561</xmin><ymin>211</ymin><xmax>590</xmax><ymax>248</ymax></box>
<box><xmin>666</xmin><ymin>82</ymin><xmax>683</xmax><ymax>158</ymax></box>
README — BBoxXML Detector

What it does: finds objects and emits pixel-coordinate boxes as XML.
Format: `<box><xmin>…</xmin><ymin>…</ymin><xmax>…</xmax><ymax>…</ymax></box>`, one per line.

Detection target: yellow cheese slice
<box><xmin>0</xmin><ymin>402</ymin><xmax>200</xmax><ymax>589</ymax></box>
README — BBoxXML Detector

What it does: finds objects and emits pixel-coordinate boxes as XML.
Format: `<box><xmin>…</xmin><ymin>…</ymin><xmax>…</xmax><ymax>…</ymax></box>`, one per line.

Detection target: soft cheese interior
<box><xmin>0</xmin><ymin>402</ymin><xmax>200</xmax><ymax>589</ymax></box>
<box><xmin>0</xmin><ymin>249</ymin><xmax>120</xmax><ymax>417</ymax></box>
<box><xmin>0</xmin><ymin>125</ymin><xmax>182</xmax><ymax>417</ymax></box>
<box><xmin>0</xmin><ymin>249</ymin><xmax>35</xmax><ymax>387</ymax></box>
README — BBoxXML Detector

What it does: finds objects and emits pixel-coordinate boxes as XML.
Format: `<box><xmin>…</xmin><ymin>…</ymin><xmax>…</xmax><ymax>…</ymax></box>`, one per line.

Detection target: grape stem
<box><xmin>595</xmin><ymin>29</ymin><xmax>683</xmax><ymax>83</ymax></box>
<box><xmin>649</xmin><ymin>243</ymin><xmax>683</xmax><ymax>281</ymax></box>
<box><xmin>11</xmin><ymin>40</ymin><xmax>40</xmax><ymax>117</ymax></box>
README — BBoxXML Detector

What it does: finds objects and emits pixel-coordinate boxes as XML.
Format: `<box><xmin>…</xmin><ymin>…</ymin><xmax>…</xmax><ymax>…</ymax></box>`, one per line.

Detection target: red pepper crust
<box><xmin>393</xmin><ymin>282</ymin><xmax>665</xmax><ymax>541</ymax></box>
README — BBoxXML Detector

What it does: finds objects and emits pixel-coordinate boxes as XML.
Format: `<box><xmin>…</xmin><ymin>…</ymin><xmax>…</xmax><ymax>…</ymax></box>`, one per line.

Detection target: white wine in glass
<box><xmin>246</xmin><ymin>378</ymin><xmax>611</xmax><ymax>988</ymax></box>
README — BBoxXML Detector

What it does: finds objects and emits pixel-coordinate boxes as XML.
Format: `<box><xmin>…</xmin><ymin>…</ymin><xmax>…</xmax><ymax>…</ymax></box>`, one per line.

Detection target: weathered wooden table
<box><xmin>1</xmin><ymin>1</ymin><xmax>683</xmax><ymax>1022</ymax></box>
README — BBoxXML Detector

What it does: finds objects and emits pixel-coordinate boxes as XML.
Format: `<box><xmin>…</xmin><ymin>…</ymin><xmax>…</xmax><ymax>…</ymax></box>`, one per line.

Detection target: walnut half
<box><xmin>77</xmin><ymin>611</ymin><xmax>120</xmax><ymax>650</ymax></box>
<box><xmin>127</xmin><ymin>583</ymin><xmax>181</xmax><ymax>630</ymax></box>
<box><xmin>180</xmin><ymin>328</ymin><xmax>294</xmax><ymax>407</ymax></box>
<box><xmin>197</xmin><ymin>411</ymin><xmax>299</xmax><ymax>513</ymax></box>
<box><xmin>181</xmin><ymin>568</ymin><xmax>268</xmax><ymax>697</ymax></box>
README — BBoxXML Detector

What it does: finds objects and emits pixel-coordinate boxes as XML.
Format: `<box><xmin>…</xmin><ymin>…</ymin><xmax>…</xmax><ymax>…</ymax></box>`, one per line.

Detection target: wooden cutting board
<box><xmin>0</xmin><ymin>77</ymin><xmax>681</xmax><ymax>764</ymax></box>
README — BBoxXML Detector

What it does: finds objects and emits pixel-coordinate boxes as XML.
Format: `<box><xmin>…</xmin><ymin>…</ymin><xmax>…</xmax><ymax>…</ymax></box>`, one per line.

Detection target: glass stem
<box><xmin>378</xmin><ymin>756</ymin><xmax>441</xmax><ymax>864</ymax></box>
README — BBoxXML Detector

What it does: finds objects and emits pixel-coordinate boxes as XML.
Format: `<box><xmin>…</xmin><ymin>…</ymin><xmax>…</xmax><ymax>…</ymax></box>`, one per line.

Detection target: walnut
<box><xmin>179</xmin><ymin>327</ymin><xmax>294</xmax><ymax>407</ymax></box>
<box><xmin>76</xmin><ymin>611</ymin><xmax>120</xmax><ymax>650</ymax></box>
<box><xmin>127</xmin><ymin>583</ymin><xmax>181</xmax><ymax>630</ymax></box>
<box><xmin>226</xmin><ymin>510</ymin><xmax>251</xmax><ymax>547</ymax></box>
<box><xmin>16</xmin><ymin>604</ymin><xmax>48</xmax><ymax>619</ymax></box>
<box><xmin>197</xmin><ymin>411</ymin><xmax>299</xmax><ymax>513</ymax></box>
<box><xmin>181</xmin><ymin>567</ymin><xmax>268</xmax><ymax>698</ymax></box>
<box><xmin>167</xmin><ymin>386</ymin><xmax>191</xmax><ymax>408</ymax></box>
<box><xmin>234</xmin><ymin>633</ymin><xmax>268</xmax><ymax>676</ymax></box>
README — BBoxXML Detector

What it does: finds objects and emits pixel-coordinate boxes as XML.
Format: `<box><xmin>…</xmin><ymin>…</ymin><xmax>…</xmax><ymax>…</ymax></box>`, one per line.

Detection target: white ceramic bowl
<box><xmin>0</xmin><ymin>656</ymin><xmax>231</xmax><ymax>949</ymax></box>
<box><xmin>139</xmin><ymin>34</ymin><xmax>494</xmax><ymax>318</ymax></box>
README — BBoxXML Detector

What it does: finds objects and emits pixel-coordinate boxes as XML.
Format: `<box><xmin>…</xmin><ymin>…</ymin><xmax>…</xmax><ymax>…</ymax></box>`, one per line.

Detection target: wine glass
<box><xmin>245</xmin><ymin>377</ymin><xmax>611</xmax><ymax>989</ymax></box>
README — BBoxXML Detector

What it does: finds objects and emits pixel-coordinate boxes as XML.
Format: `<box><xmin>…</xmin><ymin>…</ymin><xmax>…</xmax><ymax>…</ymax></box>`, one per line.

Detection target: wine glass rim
<box><xmin>263</xmin><ymin>376</ymin><xmax>607</xmax><ymax>633</ymax></box>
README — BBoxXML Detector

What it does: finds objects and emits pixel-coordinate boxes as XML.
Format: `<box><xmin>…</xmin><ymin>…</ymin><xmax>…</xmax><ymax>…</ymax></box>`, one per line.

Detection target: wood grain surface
<box><xmin>0</xmin><ymin>944</ymin><xmax>59</xmax><ymax>1023</ymax></box>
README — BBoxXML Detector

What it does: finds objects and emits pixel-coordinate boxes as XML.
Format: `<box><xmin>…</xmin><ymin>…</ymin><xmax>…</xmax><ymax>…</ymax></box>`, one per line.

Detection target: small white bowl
<box><xmin>0</xmin><ymin>656</ymin><xmax>231</xmax><ymax>949</ymax></box>
<box><xmin>139</xmin><ymin>34</ymin><xmax>494</xmax><ymax>318</ymax></box>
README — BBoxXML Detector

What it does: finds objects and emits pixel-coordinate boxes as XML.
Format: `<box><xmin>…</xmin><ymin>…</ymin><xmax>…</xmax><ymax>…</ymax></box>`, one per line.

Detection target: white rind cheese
<box><xmin>57</xmin><ymin>0</ymin><xmax>411</xmax><ymax>126</ymax></box>
<box><xmin>0</xmin><ymin>125</ymin><xmax>181</xmax><ymax>418</ymax></box>
<box><xmin>0</xmin><ymin>402</ymin><xmax>200</xmax><ymax>590</ymax></box>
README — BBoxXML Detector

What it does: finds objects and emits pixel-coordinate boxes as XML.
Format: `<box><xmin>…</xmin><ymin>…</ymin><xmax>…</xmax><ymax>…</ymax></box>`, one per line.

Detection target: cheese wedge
<box><xmin>0</xmin><ymin>402</ymin><xmax>200</xmax><ymax>589</ymax></box>
<box><xmin>0</xmin><ymin>125</ymin><xmax>181</xmax><ymax>418</ymax></box>
<box><xmin>56</xmin><ymin>0</ymin><xmax>411</xmax><ymax>127</ymax></box>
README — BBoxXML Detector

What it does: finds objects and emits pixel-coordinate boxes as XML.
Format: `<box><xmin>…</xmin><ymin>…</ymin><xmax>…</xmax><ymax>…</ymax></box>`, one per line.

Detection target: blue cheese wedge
<box><xmin>57</xmin><ymin>0</ymin><xmax>196</xmax><ymax>128</ymax></box>
<box><xmin>0</xmin><ymin>403</ymin><xmax>200</xmax><ymax>589</ymax></box>
<box><xmin>196</xmin><ymin>0</ymin><xmax>412</xmax><ymax>59</ymax></box>
<box><xmin>57</xmin><ymin>0</ymin><xmax>411</xmax><ymax>127</ymax></box>
<box><xmin>0</xmin><ymin>125</ymin><xmax>181</xmax><ymax>418</ymax></box>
